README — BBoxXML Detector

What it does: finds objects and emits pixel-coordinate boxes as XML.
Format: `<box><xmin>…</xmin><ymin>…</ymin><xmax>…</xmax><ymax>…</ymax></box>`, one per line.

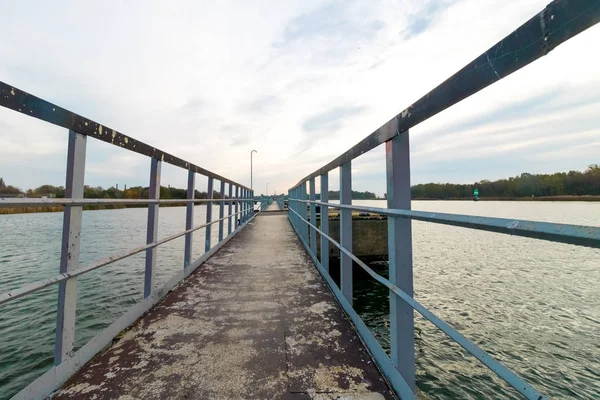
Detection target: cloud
<box><xmin>220</xmin><ymin>125</ymin><xmax>251</xmax><ymax>147</ymax></box>
<box><xmin>0</xmin><ymin>0</ymin><xmax>598</xmax><ymax>198</ymax></box>
<box><xmin>302</xmin><ymin>105</ymin><xmax>367</xmax><ymax>133</ymax></box>
<box><xmin>180</xmin><ymin>98</ymin><xmax>208</xmax><ymax>114</ymax></box>
<box><xmin>280</xmin><ymin>2</ymin><xmax>384</xmax><ymax>44</ymax></box>
<box><xmin>239</xmin><ymin>95</ymin><xmax>281</xmax><ymax>114</ymax></box>
<box><xmin>274</xmin><ymin>2</ymin><xmax>386</xmax><ymax>67</ymax></box>
<box><xmin>402</xmin><ymin>0</ymin><xmax>456</xmax><ymax>39</ymax></box>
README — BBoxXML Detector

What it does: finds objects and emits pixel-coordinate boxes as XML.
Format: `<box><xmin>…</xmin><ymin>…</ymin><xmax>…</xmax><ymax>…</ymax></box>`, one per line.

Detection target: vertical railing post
<box><xmin>241</xmin><ymin>188</ymin><xmax>246</xmax><ymax>223</ymax></box>
<box><xmin>144</xmin><ymin>157</ymin><xmax>161</xmax><ymax>298</ymax></box>
<box><xmin>309</xmin><ymin>178</ymin><xmax>316</xmax><ymax>256</ymax></box>
<box><xmin>249</xmin><ymin>190</ymin><xmax>253</xmax><ymax>218</ymax></box>
<box><xmin>218</xmin><ymin>181</ymin><xmax>225</xmax><ymax>242</ymax></box>
<box><xmin>298</xmin><ymin>185</ymin><xmax>303</xmax><ymax>237</ymax></box>
<box><xmin>241</xmin><ymin>188</ymin><xmax>245</xmax><ymax>223</ymax></box>
<box><xmin>205</xmin><ymin>177</ymin><xmax>213</xmax><ymax>252</ymax></box>
<box><xmin>245</xmin><ymin>188</ymin><xmax>249</xmax><ymax>222</ymax></box>
<box><xmin>55</xmin><ymin>130</ymin><xmax>86</xmax><ymax>365</ymax></box>
<box><xmin>235</xmin><ymin>186</ymin><xmax>239</xmax><ymax>228</ymax></box>
<box><xmin>340</xmin><ymin>161</ymin><xmax>352</xmax><ymax>303</ymax></box>
<box><xmin>290</xmin><ymin>189</ymin><xmax>294</xmax><ymax>226</ymax></box>
<box><xmin>184</xmin><ymin>170</ymin><xmax>195</xmax><ymax>270</ymax></box>
<box><xmin>228</xmin><ymin>184</ymin><xmax>233</xmax><ymax>235</ymax></box>
<box><xmin>386</xmin><ymin>130</ymin><xmax>415</xmax><ymax>391</ymax></box>
<box><xmin>292</xmin><ymin>188</ymin><xmax>295</xmax><ymax>227</ymax></box>
<box><xmin>320</xmin><ymin>173</ymin><xmax>329</xmax><ymax>273</ymax></box>
<box><xmin>298</xmin><ymin>186</ymin><xmax>301</xmax><ymax>234</ymax></box>
<box><xmin>302</xmin><ymin>182</ymin><xmax>308</xmax><ymax>242</ymax></box>
<box><xmin>294</xmin><ymin>186</ymin><xmax>302</xmax><ymax>231</ymax></box>
<box><xmin>240</xmin><ymin>188</ymin><xmax>244</xmax><ymax>224</ymax></box>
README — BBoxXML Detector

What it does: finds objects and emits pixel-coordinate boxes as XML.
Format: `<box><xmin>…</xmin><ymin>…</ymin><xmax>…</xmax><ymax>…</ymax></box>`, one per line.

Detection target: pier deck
<box><xmin>52</xmin><ymin>211</ymin><xmax>394</xmax><ymax>399</ymax></box>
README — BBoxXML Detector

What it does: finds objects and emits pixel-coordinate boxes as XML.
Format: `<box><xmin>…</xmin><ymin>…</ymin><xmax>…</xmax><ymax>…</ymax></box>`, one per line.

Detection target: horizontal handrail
<box><xmin>0</xmin><ymin>209</ymin><xmax>244</xmax><ymax>306</ymax></box>
<box><xmin>0</xmin><ymin>81</ymin><xmax>250</xmax><ymax>191</ymax></box>
<box><xmin>290</xmin><ymin>0</ymin><xmax>600</xmax><ymax>190</ymax></box>
<box><xmin>284</xmin><ymin>2</ymin><xmax>599</xmax><ymax>397</ymax></box>
<box><xmin>288</xmin><ymin>206</ymin><xmax>548</xmax><ymax>400</ymax></box>
<box><xmin>289</xmin><ymin>199</ymin><xmax>600</xmax><ymax>249</ymax></box>
<box><xmin>0</xmin><ymin>197</ymin><xmax>251</xmax><ymax>207</ymax></box>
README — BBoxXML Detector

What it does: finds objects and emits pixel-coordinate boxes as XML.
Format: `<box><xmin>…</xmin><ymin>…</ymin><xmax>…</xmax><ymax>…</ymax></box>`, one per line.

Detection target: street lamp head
<box><xmin>251</xmin><ymin>149</ymin><xmax>257</xmax><ymax>154</ymax></box>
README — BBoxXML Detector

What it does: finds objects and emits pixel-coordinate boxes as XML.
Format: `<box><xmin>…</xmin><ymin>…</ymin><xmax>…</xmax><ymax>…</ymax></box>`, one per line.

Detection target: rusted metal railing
<box><xmin>0</xmin><ymin>85</ymin><xmax>255</xmax><ymax>399</ymax></box>
<box><xmin>288</xmin><ymin>1</ymin><xmax>600</xmax><ymax>398</ymax></box>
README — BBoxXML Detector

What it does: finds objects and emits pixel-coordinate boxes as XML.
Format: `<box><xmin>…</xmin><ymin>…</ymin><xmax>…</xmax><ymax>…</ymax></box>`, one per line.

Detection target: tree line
<box><xmin>0</xmin><ymin>177</ymin><xmax>21</xmax><ymax>196</ymax></box>
<box><xmin>411</xmin><ymin>165</ymin><xmax>600</xmax><ymax>199</ymax></box>
<box><xmin>326</xmin><ymin>190</ymin><xmax>377</xmax><ymax>200</ymax></box>
<box><xmin>2</xmin><ymin>165</ymin><xmax>599</xmax><ymax>201</ymax></box>
<box><xmin>0</xmin><ymin>182</ymin><xmax>227</xmax><ymax>200</ymax></box>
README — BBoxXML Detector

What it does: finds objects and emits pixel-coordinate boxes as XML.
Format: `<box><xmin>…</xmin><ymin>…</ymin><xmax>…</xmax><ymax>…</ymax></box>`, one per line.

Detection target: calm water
<box><xmin>1</xmin><ymin>201</ymin><xmax>599</xmax><ymax>399</ymax></box>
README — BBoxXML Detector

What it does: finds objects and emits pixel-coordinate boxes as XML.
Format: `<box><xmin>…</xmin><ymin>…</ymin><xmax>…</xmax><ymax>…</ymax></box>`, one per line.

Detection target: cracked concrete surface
<box><xmin>52</xmin><ymin>213</ymin><xmax>394</xmax><ymax>400</ymax></box>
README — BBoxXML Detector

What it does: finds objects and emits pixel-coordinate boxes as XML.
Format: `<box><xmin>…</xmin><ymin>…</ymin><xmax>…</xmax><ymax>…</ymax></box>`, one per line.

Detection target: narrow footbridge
<box><xmin>50</xmin><ymin>203</ymin><xmax>395</xmax><ymax>399</ymax></box>
<box><xmin>1</xmin><ymin>1</ymin><xmax>599</xmax><ymax>399</ymax></box>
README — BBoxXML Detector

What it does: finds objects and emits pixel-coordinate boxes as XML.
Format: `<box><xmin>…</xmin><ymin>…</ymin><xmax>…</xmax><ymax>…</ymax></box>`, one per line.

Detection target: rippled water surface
<box><xmin>350</xmin><ymin>200</ymin><xmax>600</xmax><ymax>399</ymax></box>
<box><xmin>1</xmin><ymin>201</ymin><xmax>599</xmax><ymax>399</ymax></box>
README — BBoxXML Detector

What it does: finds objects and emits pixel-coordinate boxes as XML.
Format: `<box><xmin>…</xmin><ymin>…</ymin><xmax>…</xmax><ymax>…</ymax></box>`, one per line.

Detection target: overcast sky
<box><xmin>1</xmin><ymin>0</ymin><xmax>598</xmax><ymax>196</ymax></box>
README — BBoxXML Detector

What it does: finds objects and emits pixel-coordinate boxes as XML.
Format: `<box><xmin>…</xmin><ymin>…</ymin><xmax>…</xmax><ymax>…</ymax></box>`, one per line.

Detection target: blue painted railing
<box><xmin>288</xmin><ymin>1</ymin><xmax>600</xmax><ymax>399</ymax></box>
<box><xmin>0</xmin><ymin>87</ymin><xmax>255</xmax><ymax>398</ymax></box>
<box><xmin>257</xmin><ymin>195</ymin><xmax>273</xmax><ymax>211</ymax></box>
<box><xmin>276</xmin><ymin>195</ymin><xmax>285</xmax><ymax>210</ymax></box>
<box><xmin>255</xmin><ymin>194</ymin><xmax>285</xmax><ymax>211</ymax></box>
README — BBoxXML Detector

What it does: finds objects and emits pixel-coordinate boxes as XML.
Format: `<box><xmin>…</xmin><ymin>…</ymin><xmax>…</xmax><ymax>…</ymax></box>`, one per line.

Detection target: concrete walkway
<box><xmin>53</xmin><ymin>214</ymin><xmax>394</xmax><ymax>399</ymax></box>
<box><xmin>265</xmin><ymin>200</ymin><xmax>281</xmax><ymax>211</ymax></box>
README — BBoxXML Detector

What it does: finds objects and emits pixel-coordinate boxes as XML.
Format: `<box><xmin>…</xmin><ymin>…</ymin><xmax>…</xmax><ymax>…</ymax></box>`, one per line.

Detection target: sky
<box><xmin>0</xmin><ymin>0</ymin><xmax>598</xmax><ymax>197</ymax></box>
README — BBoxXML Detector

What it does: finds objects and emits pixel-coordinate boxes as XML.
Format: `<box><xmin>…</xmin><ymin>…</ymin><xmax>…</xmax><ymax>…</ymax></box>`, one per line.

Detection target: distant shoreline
<box><xmin>2</xmin><ymin>195</ymin><xmax>599</xmax><ymax>215</ymax></box>
<box><xmin>0</xmin><ymin>203</ymin><xmax>187</xmax><ymax>215</ymax></box>
<box><xmin>411</xmin><ymin>195</ymin><xmax>600</xmax><ymax>201</ymax></box>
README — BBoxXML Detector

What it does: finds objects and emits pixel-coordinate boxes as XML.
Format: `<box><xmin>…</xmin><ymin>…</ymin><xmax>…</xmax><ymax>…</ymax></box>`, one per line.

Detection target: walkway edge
<box><xmin>13</xmin><ymin>215</ymin><xmax>257</xmax><ymax>400</ymax></box>
<box><xmin>289</xmin><ymin>216</ymin><xmax>413</xmax><ymax>400</ymax></box>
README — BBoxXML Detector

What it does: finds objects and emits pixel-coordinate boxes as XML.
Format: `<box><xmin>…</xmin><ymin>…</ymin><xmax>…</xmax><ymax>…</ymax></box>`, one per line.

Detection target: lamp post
<box><xmin>250</xmin><ymin>150</ymin><xmax>257</xmax><ymax>191</ymax></box>
<box><xmin>266</xmin><ymin>182</ymin><xmax>269</xmax><ymax>196</ymax></box>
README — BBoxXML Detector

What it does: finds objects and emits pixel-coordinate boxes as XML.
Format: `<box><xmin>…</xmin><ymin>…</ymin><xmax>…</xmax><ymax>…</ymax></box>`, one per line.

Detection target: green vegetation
<box><xmin>0</xmin><ymin>179</ymin><xmax>230</xmax><ymax>215</ymax></box>
<box><xmin>411</xmin><ymin>165</ymin><xmax>600</xmax><ymax>199</ymax></box>
<box><xmin>2</xmin><ymin>164</ymin><xmax>599</xmax><ymax>214</ymax></box>
<box><xmin>0</xmin><ymin>177</ymin><xmax>21</xmax><ymax>197</ymax></box>
<box><xmin>327</xmin><ymin>190</ymin><xmax>377</xmax><ymax>200</ymax></box>
<box><xmin>0</xmin><ymin>182</ymin><xmax>226</xmax><ymax>200</ymax></box>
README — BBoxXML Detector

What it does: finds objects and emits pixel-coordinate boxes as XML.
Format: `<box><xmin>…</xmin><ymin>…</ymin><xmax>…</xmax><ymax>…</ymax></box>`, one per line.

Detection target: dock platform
<box><xmin>52</xmin><ymin>210</ymin><xmax>394</xmax><ymax>399</ymax></box>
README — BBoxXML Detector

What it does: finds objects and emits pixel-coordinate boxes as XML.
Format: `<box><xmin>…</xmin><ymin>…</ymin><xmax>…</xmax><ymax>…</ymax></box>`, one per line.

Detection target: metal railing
<box><xmin>288</xmin><ymin>1</ymin><xmax>600</xmax><ymax>399</ymax></box>
<box><xmin>276</xmin><ymin>195</ymin><xmax>285</xmax><ymax>210</ymax></box>
<box><xmin>0</xmin><ymin>84</ymin><xmax>255</xmax><ymax>399</ymax></box>
<box><xmin>257</xmin><ymin>195</ymin><xmax>273</xmax><ymax>211</ymax></box>
<box><xmin>255</xmin><ymin>195</ymin><xmax>285</xmax><ymax>211</ymax></box>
